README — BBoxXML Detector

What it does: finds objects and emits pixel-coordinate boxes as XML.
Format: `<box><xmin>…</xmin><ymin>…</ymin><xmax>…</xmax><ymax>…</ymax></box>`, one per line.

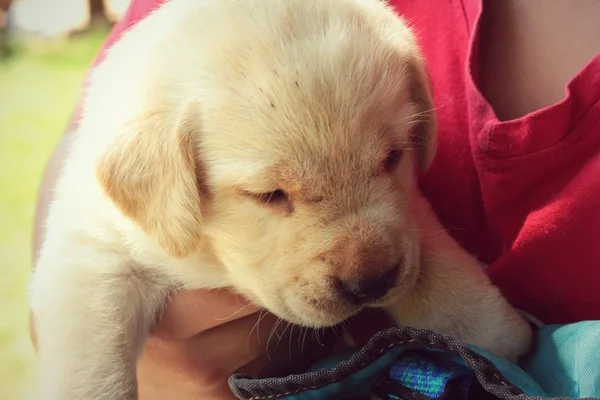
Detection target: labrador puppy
<box><xmin>29</xmin><ymin>0</ymin><xmax>532</xmax><ymax>398</ymax></box>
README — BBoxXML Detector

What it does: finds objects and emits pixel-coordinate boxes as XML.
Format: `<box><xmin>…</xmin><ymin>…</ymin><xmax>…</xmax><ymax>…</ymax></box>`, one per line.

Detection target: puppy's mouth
<box><xmin>276</xmin><ymin>277</ymin><xmax>416</xmax><ymax>329</ymax></box>
<box><xmin>279</xmin><ymin>295</ymin><xmax>363</xmax><ymax>328</ymax></box>
<box><xmin>237</xmin><ymin>242</ymin><xmax>421</xmax><ymax>328</ymax></box>
<box><xmin>277</xmin><ymin>291</ymin><xmax>406</xmax><ymax>328</ymax></box>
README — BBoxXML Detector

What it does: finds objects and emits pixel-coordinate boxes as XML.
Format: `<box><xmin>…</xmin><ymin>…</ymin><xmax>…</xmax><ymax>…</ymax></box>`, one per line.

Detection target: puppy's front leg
<box><xmin>385</xmin><ymin>191</ymin><xmax>533</xmax><ymax>362</ymax></box>
<box><xmin>30</xmin><ymin>245</ymin><xmax>168</xmax><ymax>400</ymax></box>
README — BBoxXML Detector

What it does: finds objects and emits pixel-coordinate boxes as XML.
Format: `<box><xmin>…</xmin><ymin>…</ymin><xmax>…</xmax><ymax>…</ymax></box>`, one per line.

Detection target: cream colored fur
<box><xmin>29</xmin><ymin>0</ymin><xmax>532</xmax><ymax>398</ymax></box>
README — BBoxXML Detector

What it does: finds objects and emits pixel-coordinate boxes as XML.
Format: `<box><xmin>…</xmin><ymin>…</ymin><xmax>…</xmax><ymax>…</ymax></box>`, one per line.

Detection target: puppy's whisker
<box><xmin>276</xmin><ymin>321</ymin><xmax>287</xmax><ymax>340</ymax></box>
<box><xmin>402</xmin><ymin>118</ymin><xmax>429</xmax><ymax>126</ymax></box>
<box><xmin>331</xmin><ymin>324</ymin><xmax>341</xmax><ymax>336</ymax></box>
<box><xmin>296</xmin><ymin>327</ymin><xmax>303</xmax><ymax>353</ymax></box>
<box><xmin>288</xmin><ymin>324</ymin><xmax>296</xmax><ymax>358</ymax></box>
<box><xmin>419</xmin><ymin>249</ymin><xmax>466</xmax><ymax>272</ymax></box>
<box><xmin>421</xmin><ymin>248</ymin><xmax>455</xmax><ymax>262</ymax></box>
<box><xmin>266</xmin><ymin>318</ymin><xmax>283</xmax><ymax>360</ymax></box>
<box><xmin>274</xmin><ymin>321</ymin><xmax>291</xmax><ymax>355</ymax></box>
<box><xmin>300</xmin><ymin>326</ymin><xmax>310</xmax><ymax>357</ymax></box>
<box><xmin>213</xmin><ymin>302</ymin><xmax>254</xmax><ymax>321</ymax></box>
<box><xmin>400</xmin><ymin>105</ymin><xmax>441</xmax><ymax>121</ymax></box>
<box><xmin>247</xmin><ymin>309</ymin><xmax>263</xmax><ymax>340</ymax></box>
<box><xmin>247</xmin><ymin>309</ymin><xmax>268</xmax><ymax>351</ymax></box>
<box><xmin>297</xmin><ymin>326</ymin><xmax>309</xmax><ymax>355</ymax></box>
<box><xmin>313</xmin><ymin>328</ymin><xmax>324</xmax><ymax>347</ymax></box>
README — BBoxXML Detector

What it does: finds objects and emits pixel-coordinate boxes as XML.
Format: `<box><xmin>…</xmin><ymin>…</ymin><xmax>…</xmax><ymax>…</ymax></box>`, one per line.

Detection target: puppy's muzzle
<box><xmin>319</xmin><ymin>236</ymin><xmax>402</xmax><ymax>305</ymax></box>
<box><xmin>334</xmin><ymin>263</ymin><xmax>400</xmax><ymax>304</ymax></box>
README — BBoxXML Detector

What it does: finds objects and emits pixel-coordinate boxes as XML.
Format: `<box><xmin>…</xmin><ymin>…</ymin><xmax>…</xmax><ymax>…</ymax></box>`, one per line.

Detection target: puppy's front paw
<box><xmin>388</xmin><ymin>191</ymin><xmax>534</xmax><ymax>363</ymax></box>
<box><xmin>475</xmin><ymin>303</ymin><xmax>534</xmax><ymax>363</ymax></box>
<box><xmin>385</xmin><ymin>283</ymin><xmax>534</xmax><ymax>364</ymax></box>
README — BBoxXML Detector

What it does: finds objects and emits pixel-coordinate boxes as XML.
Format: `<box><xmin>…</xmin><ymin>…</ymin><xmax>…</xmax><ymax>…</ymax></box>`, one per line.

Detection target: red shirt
<box><xmin>88</xmin><ymin>0</ymin><xmax>600</xmax><ymax>325</ymax></box>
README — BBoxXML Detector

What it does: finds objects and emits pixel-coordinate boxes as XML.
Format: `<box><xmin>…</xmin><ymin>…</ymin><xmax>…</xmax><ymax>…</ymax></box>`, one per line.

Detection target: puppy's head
<box><xmin>97</xmin><ymin>0</ymin><xmax>436</xmax><ymax>327</ymax></box>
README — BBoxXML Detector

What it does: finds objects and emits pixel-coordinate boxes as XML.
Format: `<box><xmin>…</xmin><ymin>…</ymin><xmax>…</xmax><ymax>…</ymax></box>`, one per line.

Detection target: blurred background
<box><xmin>0</xmin><ymin>1</ymin><xmax>129</xmax><ymax>398</ymax></box>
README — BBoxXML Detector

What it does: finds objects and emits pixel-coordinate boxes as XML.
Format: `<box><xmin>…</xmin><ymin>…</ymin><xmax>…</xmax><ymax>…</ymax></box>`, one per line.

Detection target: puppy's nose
<box><xmin>336</xmin><ymin>263</ymin><xmax>399</xmax><ymax>304</ymax></box>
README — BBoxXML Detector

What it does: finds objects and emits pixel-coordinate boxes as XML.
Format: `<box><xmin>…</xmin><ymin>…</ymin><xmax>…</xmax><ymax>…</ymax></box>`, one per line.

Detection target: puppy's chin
<box><xmin>265</xmin><ymin>287</ymin><xmax>410</xmax><ymax>328</ymax></box>
<box><xmin>254</xmin><ymin>260</ymin><xmax>422</xmax><ymax>328</ymax></box>
<box><xmin>277</xmin><ymin>295</ymin><xmax>362</xmax><ymax>328</ymax></box>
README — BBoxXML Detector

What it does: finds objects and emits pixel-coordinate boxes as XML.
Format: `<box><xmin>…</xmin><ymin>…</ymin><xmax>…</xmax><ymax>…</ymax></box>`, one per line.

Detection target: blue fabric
<box><xmin>294</xmin><ymin>321</ymin><xmax>600</xmax><ymax>399</ymax></box>
<box><xmin>523</xmin><ymin>321</ymin><xmax>600</xmax><ymax>398</ymax></box>
<box><xmin>281</xmin><ymin>347</ymin><xmax>406</xmax><ymax>399</ymax></box>
<box><xmin>285</xmin><ymin>345</ymin><xmax>551</xmax><ymax>399</ymax></box>
<box><xmin>229</xmin><ymin>321</ymin><xmax>600</xmax><ymax>400</ymax></box>
<box><xmin>464</xmin><ymin>321</ymin><xmax>600</xmax><ymax>398</ymax></box>
<box><xmin>466</xmin><ymin>346</ymin><xmax>549</xmax><ymax>397</ymax></box>
<box><xmin>388</xmin><ymin>351</ymin><xmax>476</xmax><ymax>399</ymax></box>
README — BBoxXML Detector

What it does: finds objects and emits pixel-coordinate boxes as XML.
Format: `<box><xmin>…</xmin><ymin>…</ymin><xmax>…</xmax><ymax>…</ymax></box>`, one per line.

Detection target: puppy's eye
<box><xmin>383</xmin><ymin>149</ymin><xmax>403</xmax><ymax>173</ymax></box>
<box><xmin>244</xmin><ymin>189</ymin><xmax>292</xmax><ymax>210</ymax></box>
<box><xmin>256</xmin><ymin>189</ymin><xmax>289</xmax><ymax>205</ymax></box>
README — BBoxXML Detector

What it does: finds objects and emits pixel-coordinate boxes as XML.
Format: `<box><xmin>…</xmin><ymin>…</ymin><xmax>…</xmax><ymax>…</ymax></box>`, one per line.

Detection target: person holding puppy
<box><xmin>32</xmin><ymin>0</ymin><xmax>600</xmax><ymax>399</ymax></box>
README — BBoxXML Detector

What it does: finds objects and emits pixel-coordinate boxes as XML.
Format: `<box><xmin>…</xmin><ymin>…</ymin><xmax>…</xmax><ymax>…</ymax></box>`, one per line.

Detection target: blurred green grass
<box><xmin>0</xmin><ymin>26</ymin><xmax>109</xmax><ymax>399</ymax></box>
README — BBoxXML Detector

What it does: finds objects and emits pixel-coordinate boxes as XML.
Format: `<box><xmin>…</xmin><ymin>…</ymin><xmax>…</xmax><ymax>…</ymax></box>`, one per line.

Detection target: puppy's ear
<box><xmin>97</xmin><ymin>101</ymin><xmax>203</xmax><ymax>258</ymax></box>
<box><xmin>407</xmin><ymin>54</ymin><xmax>437</xmax><ymax>171</ymax></box>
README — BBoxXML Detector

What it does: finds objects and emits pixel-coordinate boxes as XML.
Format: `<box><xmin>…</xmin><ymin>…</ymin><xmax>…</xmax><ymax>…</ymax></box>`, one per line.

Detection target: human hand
<box><xmin>136</xmin><ymin>289</ymin><xmax>394</xmax><ymax>400</ymax></box>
